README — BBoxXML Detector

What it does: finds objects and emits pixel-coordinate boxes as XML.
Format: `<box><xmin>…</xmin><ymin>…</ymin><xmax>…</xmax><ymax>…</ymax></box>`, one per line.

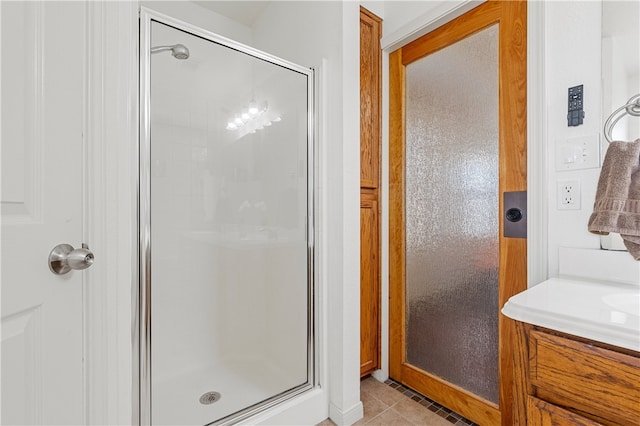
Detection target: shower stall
<box><xmin>139</xmin><ymin>9</ymin><xmax>315</xmax><ymax>425</ymax></box>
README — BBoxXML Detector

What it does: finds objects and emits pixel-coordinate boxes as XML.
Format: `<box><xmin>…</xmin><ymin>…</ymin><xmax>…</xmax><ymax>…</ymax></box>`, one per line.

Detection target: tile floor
<box><xmin>316</xmin><ymin>377</ymin><xmax>479</xmax><ymax>426</ymax></box>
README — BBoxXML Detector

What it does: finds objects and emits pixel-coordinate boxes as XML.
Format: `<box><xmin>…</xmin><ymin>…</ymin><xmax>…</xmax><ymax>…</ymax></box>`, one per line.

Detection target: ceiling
<box><xmin>193</xmin><ymin>1</ymin><xmax>271</xmax><ymax>27</ymax></box>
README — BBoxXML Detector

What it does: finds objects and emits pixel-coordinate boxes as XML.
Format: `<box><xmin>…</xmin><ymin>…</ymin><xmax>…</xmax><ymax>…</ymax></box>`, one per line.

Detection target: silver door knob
<box><xmin>49</xmin><ymin>243</ymin><xmax>94</xmax><ymax>275</ymax></box>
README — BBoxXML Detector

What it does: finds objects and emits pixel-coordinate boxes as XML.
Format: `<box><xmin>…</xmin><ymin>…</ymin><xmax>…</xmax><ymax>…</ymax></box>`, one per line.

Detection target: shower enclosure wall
<box><xmin>139</xmin><ymin>9</ymin><xmax>315</xmax><ymax>425</ymax></box>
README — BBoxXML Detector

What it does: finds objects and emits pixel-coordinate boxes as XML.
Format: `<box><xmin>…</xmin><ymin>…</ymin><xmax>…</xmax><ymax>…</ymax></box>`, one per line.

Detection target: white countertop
<box><xmin>502</xmin><ymin>277</ymin><xmax>640</xmax><ymax>352</ymax></box>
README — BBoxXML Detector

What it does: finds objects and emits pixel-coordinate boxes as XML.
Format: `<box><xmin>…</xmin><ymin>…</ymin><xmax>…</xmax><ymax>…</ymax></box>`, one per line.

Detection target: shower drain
<box><xmin>199</xmin><ymin>391</ymin><xmax>221</xmax><ymax>405</ymax></box>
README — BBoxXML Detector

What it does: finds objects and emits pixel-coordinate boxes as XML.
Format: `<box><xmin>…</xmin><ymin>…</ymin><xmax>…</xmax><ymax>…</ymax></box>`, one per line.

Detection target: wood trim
<box><xmin>513</xmin><ymin>321</ymin><xmax>532</xmax><ymax>425</ymax></box>
<box><xmin>389</xmin><ymin>1</ymin><xmax>527</xmax><ymax>425</ymax></box>
<box><xmin>400</xmin><ymin>1</ymin><xmax>501</xmax><ymax>65</ymax></box>
<box><xmin>403</xmin><ymin>364</ymin><xmax>501</xmax><ymax>425</ymax></box>
<box><xmin>388</xmin><ymin>47</ymin><xmax>405</xmax><ymax>380</ymax></box>
<box><xmin>497</xmin><ymin>3</ymin><xmax>527</xmax><ymax>425</ymax></box>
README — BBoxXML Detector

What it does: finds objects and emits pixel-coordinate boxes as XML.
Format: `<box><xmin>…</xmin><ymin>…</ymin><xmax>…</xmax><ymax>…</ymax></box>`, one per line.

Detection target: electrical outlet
<box><xmin>557</xmin><ymin>179</ymin><xmax>581</xmax><ymax>210</ymax></box>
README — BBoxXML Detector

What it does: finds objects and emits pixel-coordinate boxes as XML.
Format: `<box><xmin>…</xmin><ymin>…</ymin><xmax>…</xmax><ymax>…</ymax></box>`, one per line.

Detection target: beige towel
<box><xmin>588</xmin><ymin>139</ymin><xmax>640</xmax><ymax>260</ymax></box>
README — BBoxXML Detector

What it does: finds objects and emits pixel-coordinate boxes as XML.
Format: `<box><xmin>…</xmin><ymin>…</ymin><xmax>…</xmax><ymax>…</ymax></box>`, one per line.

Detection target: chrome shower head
<box><xmin>170</xmin><ymin>44</ymin><xmax>190</xmax><ymax>60</ymax></box>
<box><xmin>151</xmin><ymin>44</ymin><xmax>190</xmax><ymax>60</ymax></box>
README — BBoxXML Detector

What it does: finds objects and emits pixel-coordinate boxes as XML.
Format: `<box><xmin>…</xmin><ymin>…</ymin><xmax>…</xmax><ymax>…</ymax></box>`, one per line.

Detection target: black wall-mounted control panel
<box><xmin>567</xmin><ymin>85</ymin><xmax>584</xmax><ymax>126</ymax></box>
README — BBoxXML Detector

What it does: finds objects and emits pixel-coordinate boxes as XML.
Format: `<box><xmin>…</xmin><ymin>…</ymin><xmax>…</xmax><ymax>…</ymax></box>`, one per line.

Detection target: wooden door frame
<box><xmin>389</xmin><ymin>1</ymin><xmax>527</xmax><ymax>425</ymax></box>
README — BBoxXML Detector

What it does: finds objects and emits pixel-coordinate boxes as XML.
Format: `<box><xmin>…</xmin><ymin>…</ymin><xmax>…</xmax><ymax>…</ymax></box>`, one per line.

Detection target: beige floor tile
<box><xmin>392</xmin><ymin>397</ymin><xmax>444</xmax><ymax>425</ymax></box>
<box><xmin>359</xmin><ymin>388</ymin><xmax>389</xmax><ymax>408</ymax></box>
<box><xmin>365</xmin><ymin>407</ymin><xmax>416</xmax><ymax>426</ymax></box>
<box><xmin>424</xmin><ymin>414</ymin><xmax>460</xmax><ymax>426</ymax></box>
<box><xmin>398</xmin><ymin>397</ymin><xmax>460</xmax><ymax>426</ymax></box>
<box><xmin>317</xmin><ymin>377</ymin><xmax>472</xmax><ymax>426</ymax></box>
<box><xmin>355</xmin><ymin>392</ymin><xmax>390</xmax><ymax>425</ymax></box>
<box><xmin>359</xmin><ymin>377</ymin><xmax>381</xmax><ymax>393</ymax></box>
<box><xmin>360</xmin><ymin>379</ymin><xmax>405</xmax><ymax>406</ymax></box>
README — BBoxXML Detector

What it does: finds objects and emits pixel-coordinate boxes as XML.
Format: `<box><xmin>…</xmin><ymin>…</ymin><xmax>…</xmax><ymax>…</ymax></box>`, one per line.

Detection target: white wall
<box><xmin>380</xmin><ymin>0</ymin><xmax>462</xmax><ymax>38</ymax></box>
<box><xmin>142</xmin><ymin>1</ymin><xmax>253</xmax><ymax>44</ymax></box>
<box><xmin>545</xmin><ymin>1</ymin><xmax>604</xmax><ymax>277</ymax></box>
<box><xmin>361</xmin><ymin>1</ymin><xmax>384</xmax><ymax>20</ymax></box>
<box><xmin>380</xmin><ymin>0</ymin><xmax>480</xmax><ymax>50</ymax></box>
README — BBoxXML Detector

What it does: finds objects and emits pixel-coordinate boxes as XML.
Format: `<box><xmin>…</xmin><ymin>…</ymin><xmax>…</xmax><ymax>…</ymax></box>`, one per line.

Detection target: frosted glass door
<box><xmin>143</xmin><ymin>18</ymin><xmax>313</xmax><ymax>425</ymax></box>
<box><xmin>405</xmin><ymin>25</ymin><xmax>499</xmax><ymax>403</ymax></box>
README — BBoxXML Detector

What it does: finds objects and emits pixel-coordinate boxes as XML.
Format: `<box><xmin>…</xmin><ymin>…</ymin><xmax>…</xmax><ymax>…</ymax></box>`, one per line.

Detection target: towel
<box><xmin>588</xmin><ymin>139</ymin><xmax>640</xmax><ymax>260</ymax></box>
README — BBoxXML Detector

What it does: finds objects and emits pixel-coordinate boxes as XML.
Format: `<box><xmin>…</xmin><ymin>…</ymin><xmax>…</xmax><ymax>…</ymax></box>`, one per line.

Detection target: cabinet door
<box><xmin>529</xmin><ymin>330</ymin><xmax>640</xmax><ymax>425</ymax></box>
<box><xmin>359</xmin><ymin>7</ymin><xmax>381</xmax><ymax>190</ymax></box>
<box><xmin>359</xmin><ymin>6</ymin><xmax>381</xmax><ymax>377</ymax></box>
<box><xmin>360</xmin><ymin>192</ymin><xmax>379</xmax><ymax>375</ymax></box>
<box><xmin>528</xmin><ymin>396</ymin><xmax>603</xmax><ymax>426</ymax></box>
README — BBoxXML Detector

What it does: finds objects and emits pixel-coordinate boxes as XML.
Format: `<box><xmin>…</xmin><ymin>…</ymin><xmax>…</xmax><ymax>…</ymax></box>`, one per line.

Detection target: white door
<box><xmin>1</xmin><ymin>2</ymin><xmax>86</xmax><ymax>424</ymax></box>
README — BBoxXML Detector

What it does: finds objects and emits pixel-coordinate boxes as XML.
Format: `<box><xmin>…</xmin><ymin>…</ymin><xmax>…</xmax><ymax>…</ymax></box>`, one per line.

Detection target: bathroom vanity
<box><xmin>503</xmin><ymin>278</ymin><xmax>640</xmax><ymax>425</ymax></box>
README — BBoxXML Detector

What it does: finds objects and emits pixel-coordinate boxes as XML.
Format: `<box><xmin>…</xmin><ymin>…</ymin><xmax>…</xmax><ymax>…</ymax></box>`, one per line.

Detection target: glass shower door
<box><xmin>140</xmin><ymin>12</ymin><xmax>314</xmax><ymax>426</ymax></box>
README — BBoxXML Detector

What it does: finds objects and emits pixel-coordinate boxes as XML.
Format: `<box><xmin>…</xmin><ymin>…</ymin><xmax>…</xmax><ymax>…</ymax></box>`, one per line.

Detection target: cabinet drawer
<box><xmin>527</xmin><ymin>396</ymin><xmax>603</xmax><ymax>426</ymax></box>
<box><xmin>529</xmin><ymin>330</ymin><xmax>640</xmax><ymax>425</ymax></box>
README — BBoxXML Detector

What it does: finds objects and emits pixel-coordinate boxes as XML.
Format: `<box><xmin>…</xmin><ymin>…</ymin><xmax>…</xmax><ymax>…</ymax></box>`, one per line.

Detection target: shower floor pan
<box><xmin>152</xmin><ymin>357</ymin><xmax>305</xmax><ymax>425</ymax></box>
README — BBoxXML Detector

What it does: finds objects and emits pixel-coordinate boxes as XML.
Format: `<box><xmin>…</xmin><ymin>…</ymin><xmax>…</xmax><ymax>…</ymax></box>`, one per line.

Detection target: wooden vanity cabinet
<box><xmin>513</xmin><ymin>322</ymin><xmax>640</xmax><ymax>426</ymax></box>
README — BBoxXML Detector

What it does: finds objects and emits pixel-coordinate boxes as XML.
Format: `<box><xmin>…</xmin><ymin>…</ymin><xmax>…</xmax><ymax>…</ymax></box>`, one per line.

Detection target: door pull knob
<box><xmin>505</xmin><ymin>208</ymin><xmax>523</xmax><ymax>222</ymax></box>
<box><xmin>503</xmin><ymin>191</ymin><xmax>527</xmax><ymax>238</ymax></box>
<box><xmin>49</xmin><ymin>243</ymin><xmax>94</xmax><ymax>275</ymax></box>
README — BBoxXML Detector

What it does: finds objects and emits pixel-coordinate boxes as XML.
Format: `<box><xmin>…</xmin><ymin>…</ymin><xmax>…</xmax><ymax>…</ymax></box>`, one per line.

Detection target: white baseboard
<box><xmin>371</xmin><ymin>369</ymin><xmax>389</xmax><ymax>383</ymax></box>
<box><xmin>329</xmin><ymin>401</ymin><xmax>364</xmax><ymax>426</ymax></box>
<box><xmin>250</xmin><ymin>388</ymin><xmax>328</xmax><ymax>426</ymax></box>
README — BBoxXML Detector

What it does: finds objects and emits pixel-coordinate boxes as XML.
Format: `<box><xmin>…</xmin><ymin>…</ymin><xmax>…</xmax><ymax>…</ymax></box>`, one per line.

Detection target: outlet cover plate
<box><xmin>557</xmin><ymin>179</ymin><xmax>581</xmax><ymax>210</ymax></box>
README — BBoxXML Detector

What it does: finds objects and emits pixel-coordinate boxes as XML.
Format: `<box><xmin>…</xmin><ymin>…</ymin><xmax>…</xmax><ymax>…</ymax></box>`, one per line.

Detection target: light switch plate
<box><xmin>555</xmin><ymin>134</ymin><xmax>601</xmax><ymax>171</ymax></box>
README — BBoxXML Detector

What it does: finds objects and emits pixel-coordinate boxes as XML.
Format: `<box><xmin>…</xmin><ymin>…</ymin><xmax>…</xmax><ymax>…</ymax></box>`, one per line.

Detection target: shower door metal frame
<box><xmin>137</xmin><ymin>8</ymin><xmax>317</xmax><ymax>425</ymax></box>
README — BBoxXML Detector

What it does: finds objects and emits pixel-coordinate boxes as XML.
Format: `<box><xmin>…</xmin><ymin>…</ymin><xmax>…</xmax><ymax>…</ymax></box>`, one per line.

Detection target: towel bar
<box><xmin>603</xmin><ymin>93</ymin><xmax>640</xmax><ymax>144</ymax></box>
